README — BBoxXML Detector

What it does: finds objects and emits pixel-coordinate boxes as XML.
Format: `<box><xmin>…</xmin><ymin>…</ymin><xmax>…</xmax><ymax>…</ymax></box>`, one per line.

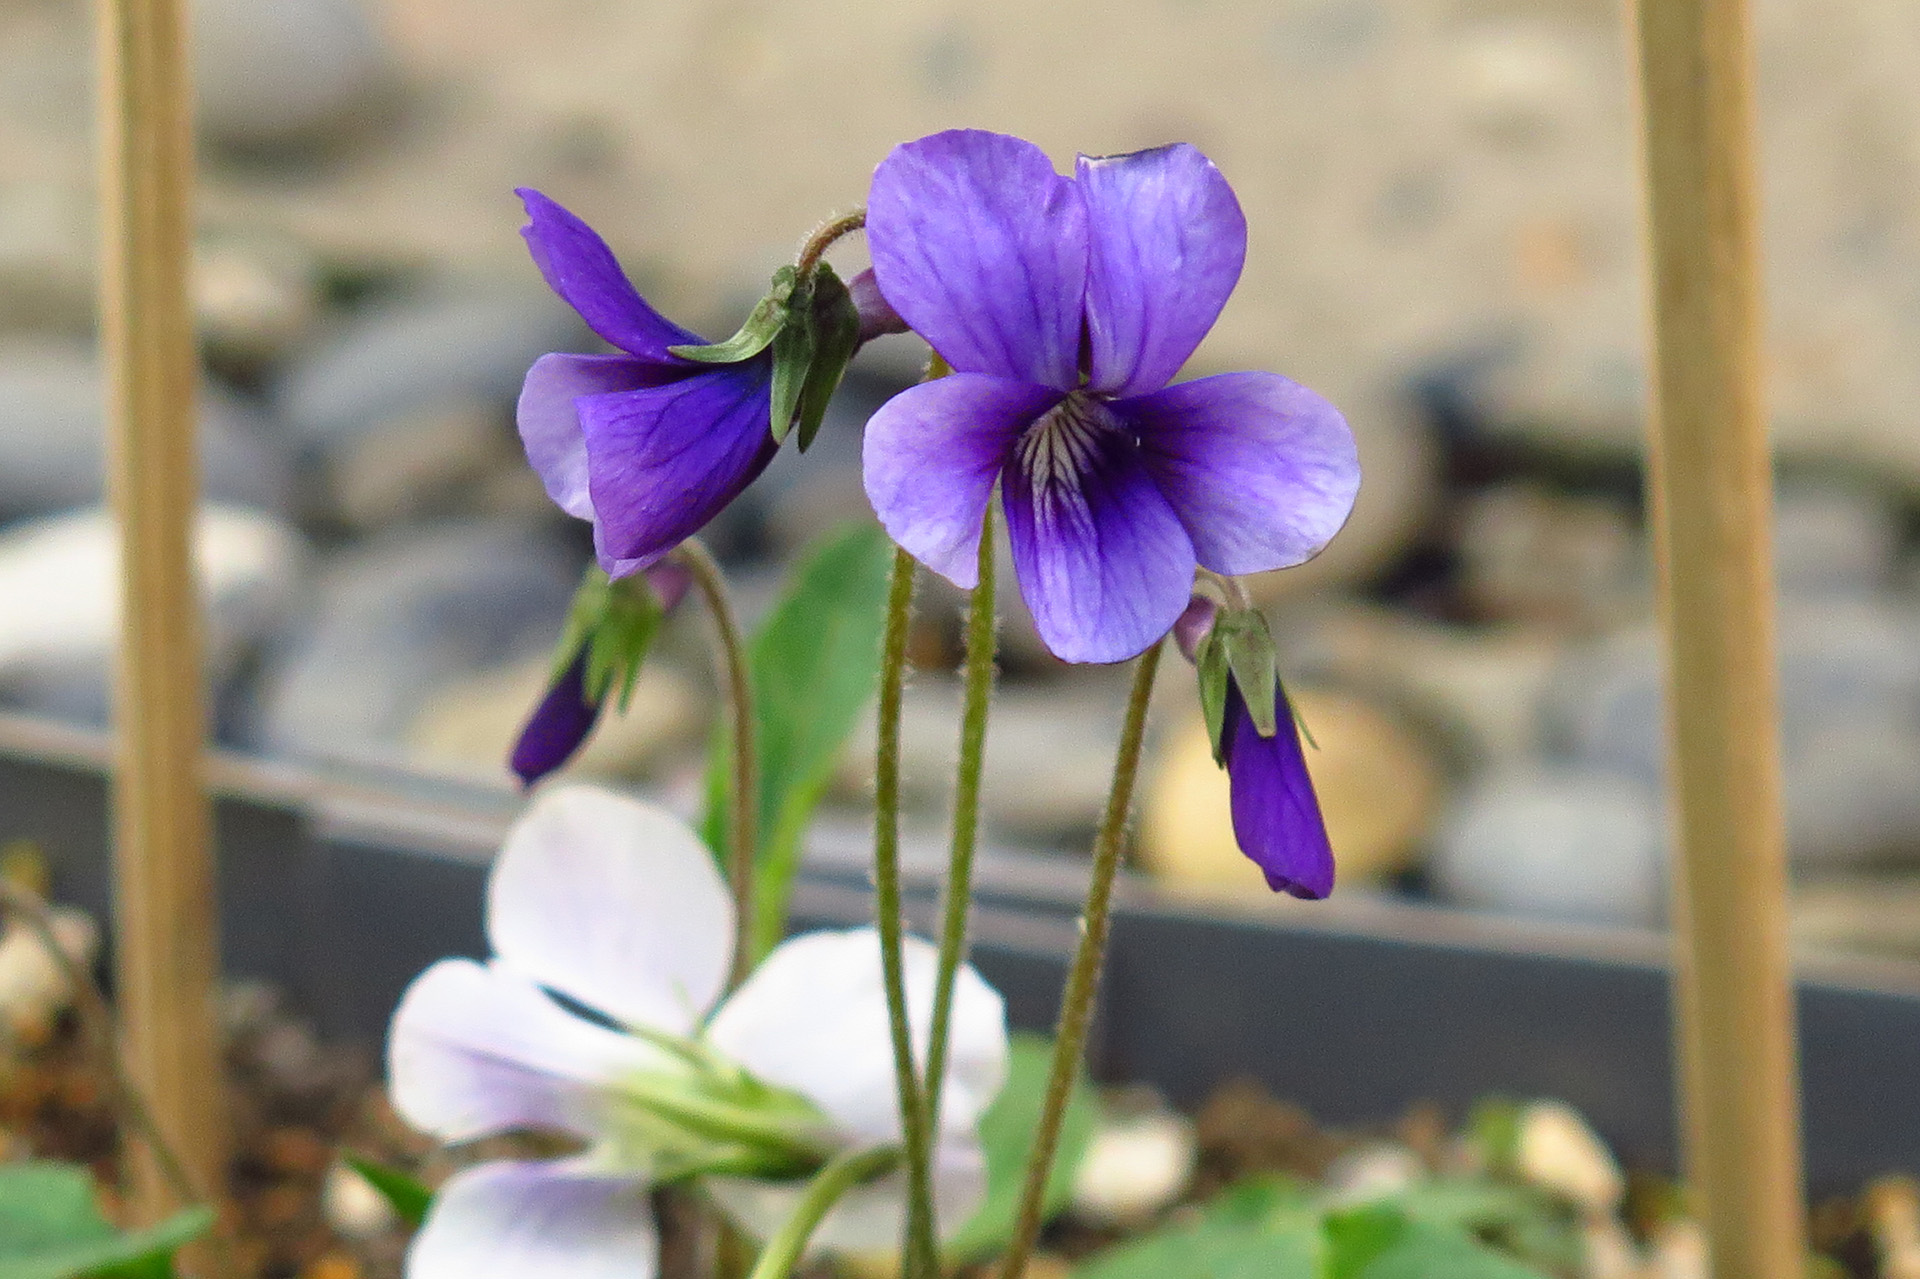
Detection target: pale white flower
<box><xmin>388</xmin><ymin>784</ymin><xmax>1008</xmax><ymax>1279</ymax></box>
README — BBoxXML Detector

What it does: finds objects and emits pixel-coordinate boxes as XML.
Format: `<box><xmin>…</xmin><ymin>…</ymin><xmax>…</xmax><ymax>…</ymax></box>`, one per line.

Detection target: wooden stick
<box><xmin>96</xmin><ymin>0</ymin><xmax>226</xmax><ymax>1223</ymax></box>
<box><xmin>1630</xmin><ymin>0</ymin><xmax>1806</xmax><ymax>1273</ymax></box>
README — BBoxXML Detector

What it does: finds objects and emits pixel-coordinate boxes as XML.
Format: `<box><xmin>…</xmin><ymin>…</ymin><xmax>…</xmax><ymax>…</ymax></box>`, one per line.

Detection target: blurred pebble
<box><xmin>1321</xmin><ymin>1142</ymin><xmax>1426</xmax><ymax>1207</ymax></box>
<box><xmin>1140</xmin><ymin>689</ymin><xmax>1442</xmax><ymax>894</ymax></box>
<box><xmin>194</xmin><ymin>0</ymin><xmax>392</xmax><ymax>151</ymax></box>
<box><xmin>1580</xmin><ymin>1218</ymin><xmax>1642</xmax><ymax>1279</ymax></box>
<box><xmin>1865</xmin><ymin>1175</ymin><xmax>1920</xmax><ymax>1279</ymax></box>
<box><xmin>0</xmin><ymin>179</ymin><xmax>93</xmax><ymax>333</ymax></box>
<box><xmin>252</xmin><ymin>521</ymin><xmax>578</xmax><ymax>762</ymax></box>
<box><xmin>196</xmin><ymin>234</ymin><xmax>324</xmax><ymax>372</ymax></box>
<box><xmin>1793</xmin><ymin>874</ymin><xmax>1920</xmax><ymax>960</ymax></box>
<box><xmin>1430</xmin><ymin>766</ymin><xmax>1665</xmax><ymax>927</ymax></box>
<box><xmin>1068</xmin><ymin>1108</ymin><xmax>1198</xmax><ymax>1225</ymax></box>
<box><xmin>0</xmin><ymin>341</ymin><xmax>293</xmax><ymax>518</ymax></box>
<box><xmin>0</xmin><ymin>905</ymin><xmax>96</xmax><ymax>1048</ymax></box>
<box><xmin>1454</xmin><ymin>483</ymin><xmax>1642</xmax><ymax>630</ymax></box>
<box><xmin>328</xmin><ymin>398</ymin><xmax>515</xmax><ymax>532</ymax></box>
<box><xmin>322</xmin><ymin>1161</ymin><xmax>399</xmax><ymax>1240</ymax></box>
<box><xmin>1643</xmin><ymin>1219</ymin><xmax>1708</xmax><ymax>1279</ymax></box>
<box><xmin>1774</xmin><ymin>481</ymin><xmax>1903</xmax><ymax>598</ymax></box>
<box><xmin>1515</xmin><ymin>1100</ymin><xmax>1624</xmax><ymax>1215</ymax></box>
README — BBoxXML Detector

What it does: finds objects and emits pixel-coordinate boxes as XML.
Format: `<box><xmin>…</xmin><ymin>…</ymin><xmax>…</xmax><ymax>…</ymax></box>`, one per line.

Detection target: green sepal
<box><xmin>1196</xmin><ymin>631</ymin><xmax>1232</xmax><ymax>766</ymax></box>
<box><xmin>667</xmin><ymin>265</ymin><xmax>797</xmax><ymax>365</ymax></box>
<box><xmin>341</xmin><ymin>1155</ymin><xmax>432</xmax><ymax>1229</ymax></box>
<box><xmin>791</xmin><ymin>263</ymin><xmax>862</xmax><ymax>452</ymax></box>
<box><xmin>767</xmin><ymin>271</ymin><xmax>816</xmax><ymax>442</ymax></box>
<box><xmin>551</xmin><ymin>567</ymin><xmax>667</xmax><ymax>713</ymax></box>
<box><xmin>1194</xmin><ymin>604</ymin><xmax>1281</xmax><ymax>762</ymax></box>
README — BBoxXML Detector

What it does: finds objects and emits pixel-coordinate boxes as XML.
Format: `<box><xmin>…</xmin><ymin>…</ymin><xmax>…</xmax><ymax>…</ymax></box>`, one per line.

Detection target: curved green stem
<box><xmin>872</xmin><ymin>547</ymin><xmax>939</xmax><ymax>1277</ymax></box>
<box><xmin>795</xmin><ymin>209</ymin><xmax>866</xmax><ymax>278</ymax></box>
<box><xmin>745</xmin><ymin>1145</ymin><xmax>902</xmax><ymax>1279</ymax></box>
<box><xmin>924</xmin><ymin>515</ymin><xmax>997</xmax><ymax>1150</ymax></box>
<box><xmin>993</xmin><ymin>640</ymin><xmax>1165</xmax><ymax>1279</ymax></box>
<box><xmin>675</xmin><ymin>539</ymin><xmax>759</xmax><ymax>989</ymax></box>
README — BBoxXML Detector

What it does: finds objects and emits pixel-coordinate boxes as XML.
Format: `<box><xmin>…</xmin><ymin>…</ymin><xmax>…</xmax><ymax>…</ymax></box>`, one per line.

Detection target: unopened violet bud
<box><xmin>1221</xmin><ymin>678</ymin><xmax>1334</xmax><ymax>899</ymax></box>
<box><xmin>641</xmin><ymin>560</ymin><xmax>694</xmax><ymax>615</ymax></box>
<box><xmin>1172</xmin><ymin>594</ymin><xmax>1218</xmax><ymax>664</ymax></box>
<box><xmin>848</xmin><ymin>267</ymin><xmax>909</xmax><ymax>344</ymax></box>
<box><xmin>510</xmin><ymin>652</ymin><xmax>602</xmax><ymax>787</ymax></box>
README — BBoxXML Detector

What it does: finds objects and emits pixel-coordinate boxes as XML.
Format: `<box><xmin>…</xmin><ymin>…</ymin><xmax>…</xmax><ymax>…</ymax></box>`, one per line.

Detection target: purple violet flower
<box><xmin>514</xmin><ymin>188</ymin><xmax>781</xmax><ymax>577</ymax></box>
<box><xmin>1221</xmin><ymin>677</ymin><xmax>1335</xmax><ymax>899</ymax></box>
<box><xmin>861</xmin><ymin>130</ymin><xmax>1361</xmax><ymax>664</ymax></box>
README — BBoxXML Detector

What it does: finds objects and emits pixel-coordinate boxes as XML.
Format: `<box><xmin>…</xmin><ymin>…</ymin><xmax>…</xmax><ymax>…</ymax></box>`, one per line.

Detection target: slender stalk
<box><xmin>924</xmin><ymin>515</ymin><xmax>997</xmax><ymax>1150</ymax></box>
<box><xmin>745</xmin><ymin>1145</ymin><xmax>901</xmax><ymax>1279</ymax></box>
<box><xmin>795</xmin><ymin>209</ymin><xmax>866</xmax><ymax>278</ymax></box>
<box><xmin>872</xmin><ymin>547</ymin><xmax>939</xmax><ymax>1277</ymax></box>
<box><xmin>994</xmin><ymin>640</ymin><xmax>1164</xmax><ymax>1279</ymax></box>
<box><xmin>675</xmin><ymin>540</ymin><xmax>759</xmax><ymax>988</ymax></box>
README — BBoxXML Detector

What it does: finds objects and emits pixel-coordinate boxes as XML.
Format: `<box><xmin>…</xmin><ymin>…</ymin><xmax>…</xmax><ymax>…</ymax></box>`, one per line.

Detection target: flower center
<box><xmin>1017</xmin><ymin>391</ymin><xmax>1121</xmax><ymax>495</ymax></box>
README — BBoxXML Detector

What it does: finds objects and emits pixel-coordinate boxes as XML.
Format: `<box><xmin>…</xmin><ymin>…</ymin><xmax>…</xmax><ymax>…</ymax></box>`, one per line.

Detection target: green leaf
<box><xmin>0</xmin><ymin>1162</ymin><xmax>212</xmax><ymax>1279</ymax></box>
<box><xmin>1072</xmin><ymin>1179</ymin><xmax>1321</xmax><ymax>1279</ymax></box>
<box><xmin>1384</xmin><ymin>1178</ymin><xmax>1581</xmax><ymax>1274</ymax></box>
<box><xmin>668</xmin><ymin>265</ymin><xmax>796</xmax><ymax>364</ymax></box>
<box><xmin>1324</xmin><ymin>1206</ymin><xmax>1552</xmax><ymax>1279</ymax></box>
<box><xmin>702</xmin><ymin>523</ymin><xmax>894</xmax><ymax>958</ymax></box>
<box><xmin>343</xmin><ymin>1155</ymin><xmax>433</xmax><ymax>1229</ymax></box>
<box><xmin>946</xmin><ymin>1034</ymin><xmax>1103</xmax><ymax>1263</ymax></box>
<box><xmin>792</xmin><ymin>264</ymin><xmax>862</xmax><ymax>453</ymax></box>
<box><xmin>766</xmin><ymin>273</ymin><xmax>816</xmax><ymax>442</ymax></box>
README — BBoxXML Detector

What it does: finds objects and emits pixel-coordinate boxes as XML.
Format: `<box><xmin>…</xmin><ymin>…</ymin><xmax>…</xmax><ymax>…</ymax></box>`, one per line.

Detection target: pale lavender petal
<box><xmin>1223</xmin><ymin>681</ymin><xmax>1335</xmax><ymax>899</ymax></box>
<box><xmin>1123</xmin><ymin>371</ymin><xmax>1359</xmax><ymax>575</ymax></box>
<box><xmin>579</xmin><ymin>360</ymin><xmax>778</xmax><ymax>570</ymax></box>
<box><xmin>1001</xmin><ymin>400</ymin><xmax>1197</xmax><ymax>664</ymax></box>
<box><xmin>408</xmin><ymin>1160</ymin><xmax>658</xmax><ymax>1279</ymax></box>
<box><xmin>862</xmin><ymin>375</ymin><xmax>1060</xmax><ymax>588</ymax></box>
<box><xmin>517</xmin><ymin>188</ymin><xmax>702</xmax><ymax>360</ymax></box>
<box><xmin>488</xmin><ymin>785</ymin><xmax>733</xmax><ymax>1036</ymax></box>
<box><xmin>517</xmin><ymin>353</ymin><xmax>675</xmax><ymax>524</ymax></box>
<box><xmin>848</xmin><ymin>268</ymin><xmax>909</xmax><ymax>344</ymax></box>
<box><xmin>708</xmin><ymin>1140</ymin><xmax>987</xmax><ymax>1252</ymax></box>
<box><xmin>386</xmin><ymin>959</ymin><xmax>657</xmax><ymax>1144</ymax></box>
<box><xmin>866</xmin><ymin>130</ymin><xmax>1088</xmax><ymax>389</ymax></box>
<box><xmin>1076</xmin><ymin>145</ymin><xmax>1247</xmax><ymax>397</ymax></box>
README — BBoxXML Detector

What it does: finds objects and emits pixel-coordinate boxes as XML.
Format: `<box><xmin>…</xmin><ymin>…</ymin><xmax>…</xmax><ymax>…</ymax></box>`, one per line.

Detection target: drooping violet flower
<box><xmin>509</xmin><ymin>562</ymin><xmax>694</xmax><ymax>787</ymax></box>
<box><xmin>389</xmin><ymin>785</ymin><xmax>1007</xmax><ymax>1279</ymax></box>
<box><xmin>1175</xmin><ymin>594</ymin><xmax>1334</xmax><ymax>898</ymax></box>
<box><xmin>861</xmin><ymin>130</ymin><xmax>1361</xmax><ymax>664</ymax></box>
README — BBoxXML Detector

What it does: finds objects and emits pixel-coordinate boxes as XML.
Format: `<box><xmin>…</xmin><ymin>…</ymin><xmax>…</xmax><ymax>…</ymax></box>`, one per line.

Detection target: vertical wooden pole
<box><xmin>1631</xmin><ymin>0</ymin><xmax>1806</xmax><ymax>1274</ymax></box>
<box><xmin>96</xmin><ymin>0</ymin><xmax>225</xmax><ymax>1222</ymax></box>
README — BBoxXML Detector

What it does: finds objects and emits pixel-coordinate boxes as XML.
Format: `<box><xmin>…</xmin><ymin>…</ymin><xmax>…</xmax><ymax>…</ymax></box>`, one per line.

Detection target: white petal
<box><xmin>706</xmin><ymin>929</ymin><xmax>1010</xmax><ymax>1145</ymax></box>
<box><xmin>707</xmin><ymin>1138</ymin><xmax>988</xmax><ymax>1253</ymax></box>
<box><xmin>408</xmin><ymin>1160</ymin><xmax>658</xmax><ymax>1279</ymax></box>
<box><xmin>388</xmin><ymin>959</ymin><xmax>657</xmax><ymax>1144</ymax></box>
<box><xmin>488</xmin><ymin>784</ymin><xmax>733</xmax><ymax>1034</ymax></box>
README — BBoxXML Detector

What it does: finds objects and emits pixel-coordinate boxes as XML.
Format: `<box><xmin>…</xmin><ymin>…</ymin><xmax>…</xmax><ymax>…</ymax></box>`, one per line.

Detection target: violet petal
<box><xmin>848</xmin><ymin>267</ymin><xmax>910</xmax><ymax>344</ymax></box>
<box><xmin>1000</xmin><ymin>400</ymin><xmax>1196</xmax><ymax>664</ymax></box>
<box><xmin>866</xmin><ymin>129</ymin><xmax>1089</xmax><ymax>390</ymax></box>
<box><xmin>1124</xmin><ymin>370</ymin><xmax>1360</xmax><ymax>576</ymax></box>
<box><xmin>862</xmin><ymin>373</ymin><xmax>1061</xmax><ymax>588</ymax></box>
<box><xmin>518</xmin><ymin>352</ymin><xmax>679</xmax><ymax>524</ymax></box>
<box><xmin>517</xmin><ymin>188</ymin><xmax>704</xmax><ymax>360</ymax></box>
<box><xmin>510</xmin><ymin>653</ymin><xmax>601</xmax><ymax>787</ymax></box>
<box><xmin>577</xmin><ymin>359</ymin><xmax>778</xmax><ymax>572</ymax></box>
<box><xmin>1077</xmin><ymin>145</ymin><xmax>1248</xmax><ymax>398</ymax></box>
<box><xmin>408</xmin><ymin>1159</ymin><xmax>659</xmax><ymax>1279</ymax></box>
<box><xmin>1222</xmin><ymin>680</ymin><xmax>1335</xmax><ymax>899</ymax></box>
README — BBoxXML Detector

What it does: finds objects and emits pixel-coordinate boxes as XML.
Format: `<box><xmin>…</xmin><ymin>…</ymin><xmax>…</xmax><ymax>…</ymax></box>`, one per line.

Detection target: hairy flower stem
<box><xmin>746</xmin><ymin>1145</ymin><xmax>902</xmax><ymax>1279</ymax></box>
<box><xmin>994</xmin><ymin>640</ymin><xmax>1164</xmax><ymax>1279</ymax></box>
<box><xmin>873</xmin><ymin>547</ymin><xmax>939</xmax><ymax>1278</ymax></box>
<box><xmin>794</xmin><ymin>209</ymin><xmax>867</xmax><ymax>279</ymax></box>
<box><xmin>675</xmin><ymin>540</ymin><xmax>758</xmax><ymax>989</ymax></box>
<box><xmin>924</xmin><ymin>514</ymin><xmax>997</xmax><ymax>1147</ymax></box>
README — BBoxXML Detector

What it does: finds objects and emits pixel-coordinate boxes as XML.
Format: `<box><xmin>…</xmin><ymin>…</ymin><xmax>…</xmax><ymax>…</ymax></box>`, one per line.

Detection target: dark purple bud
<box><xmin>848</xmin><ymin>268</ymin><xmax>909</xmax><ymax>344</ymax></box>
<box><xmin>641</xmin><ymin>560</ymin><xmax>694</xmax><ymax>614</ymax></box>
<box><xmin>1172</xmin><ymin>594</ymin><xmax>1218</xmax><ymax>664</ymax></box>
<box><xmin>510</xmin><ymin>652</ymin><xmax>603</xmax><ymax>787</ymax></box>
<box><xmin>1221</xmin><ymin>678</ymin><xmax>1334</xmax><ymax>899</ymax></box>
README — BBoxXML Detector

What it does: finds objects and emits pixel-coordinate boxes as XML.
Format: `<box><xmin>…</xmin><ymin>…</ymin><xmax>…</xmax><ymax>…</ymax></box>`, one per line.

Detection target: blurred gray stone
<box><xmin>1773</xmin><ymin>480</ymin><xmax>1903</xmax><ymax>598</ymax></box>
<box><xmin>195</xmin><ymin>233</ymin><xmax>324</xmax><ymax>372</ymax></box>
<box><xmin>1454</xmin><ymin>482</ymin><xmax>1644</xmax><ymax>630</ymax></box>
<box><xmin>1430</xmin><ymin>766</ymin><xmax>1666</xmax><ymax>927</ymax></box>
<box><xmin>0</xmin><ymin>341</ymin><xmax>293</xmax><ymax>518</ymax></box>
<box><xmin>251</xmin><ymin>520</ymin><xmax>580</xmax><ymax>762</ymax></box>
<box><xmin>1785</xmin><ymin>717</ymin><xmax>1920</xmax><ymax>867</ymax></box>
<box><xmin>193</xmin><ymin>0</ymin><xmax>392</xmax><ymax>151</ymax></box>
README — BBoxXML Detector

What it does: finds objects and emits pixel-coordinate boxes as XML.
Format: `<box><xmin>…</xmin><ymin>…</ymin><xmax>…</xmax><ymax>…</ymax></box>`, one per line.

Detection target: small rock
<box><xmin>328</xmin><ymin>398</ymin><xmax>516</xmax><ymax>531</ymax></box>
<box><xmin>1792</xmin><ymin>875</ymin><xmax>1920</xmax><ymax>960</ymax></box>
<box><xmin>0</xmin><ymin>905</ymin><xmax>98</xmax><ymax>1048</ymax></box>
<box><xmin>193</xmin><ymin>0</ymin><xmax>392</xmax><ymax>151</ymax></box>
<box><xmin>1454</xmin><ymin>483</ymin><xmax>1643</xmax><ymax>630</ymax></box>
<box><xmin>322</xmin><ymin>1161</ymin><xmax>399</xmax><ymax>1239</ymax></box>
<box><xmin>1322</xmin><ymin>1142</ymin><xmax>1427</xmax><ymax>1207</ymax></box>
<box><xmin>1643</xmin><ymin>1219</ymin><xmax>1708</xmax><ymax>1279</ymax></box>
<box><xmin>0</xmin><ymin>179</ymin><xmax>93</xmax><ymax>333</ymax></box>
<box><xmin>1774</xmin><ymin>481</ymin><xmax>1903</xmax><ymax>598</ymax></box>
<box><xmin>195</xmin><ymin>234</ymin><xmax>324</xmax><ymax>372</ymax></box>
<box><xmin>1580</xmin><ymin>1218</ymin><xmax>1642</xmax><ymax>1279</ymax></box>
<box><xmin>1515</xmin><ymin>1100</ymin><xmax>1624</xmax><ymax>1216</ymax></box>
<box><xmin>1140</xmin><ymin>688</ymin><xmax>1444</xmax><ymax>894</ymax></box>
<box><xmin>1430</xmin><ymin>767</ymin><xmax>1665</xmax><ymax>927</ymax></box>
<box><xmin>1865</xmin><ymin>1175</ymin><xmax>1920</xmax><ymax>1279</ymax></box>
<box><xmin>261</xmin><ymin>1125</ymin><xmax>332</xmax><ymax>1176</ymax></box>
<box><xmin>1069</xmin><ymin>1109</ymin><xmax>1198</xmax><ymax>1225</ymax></box>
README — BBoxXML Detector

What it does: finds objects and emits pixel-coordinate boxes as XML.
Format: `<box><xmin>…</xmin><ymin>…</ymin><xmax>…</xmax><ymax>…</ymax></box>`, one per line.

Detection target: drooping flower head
<box><xmin>389</xmin><ymin>785</ymin><xmax>1008</xmax><ymax>1279</ymax></box>
<box><xmin>861</xmin><ymin>130</ymin><xmax>1361</xmax><ymax>664</ymax></box>
<box><xmin>1175</xmin><ymin>594</ymin><xmax>1334</xmax><ymax>898</ymax></box>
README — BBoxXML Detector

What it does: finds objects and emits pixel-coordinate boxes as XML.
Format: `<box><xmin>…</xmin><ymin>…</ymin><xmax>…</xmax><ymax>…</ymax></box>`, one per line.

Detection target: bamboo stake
<box><xmin>1630</xmin><ymin>0</ymin><xmax>1806</xmax><ymax>1273</ymax></box>
<box><xmin>96</xmin><ymin>0</ymin><xmax>226</xmax><ymax>1223</ymax></box>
